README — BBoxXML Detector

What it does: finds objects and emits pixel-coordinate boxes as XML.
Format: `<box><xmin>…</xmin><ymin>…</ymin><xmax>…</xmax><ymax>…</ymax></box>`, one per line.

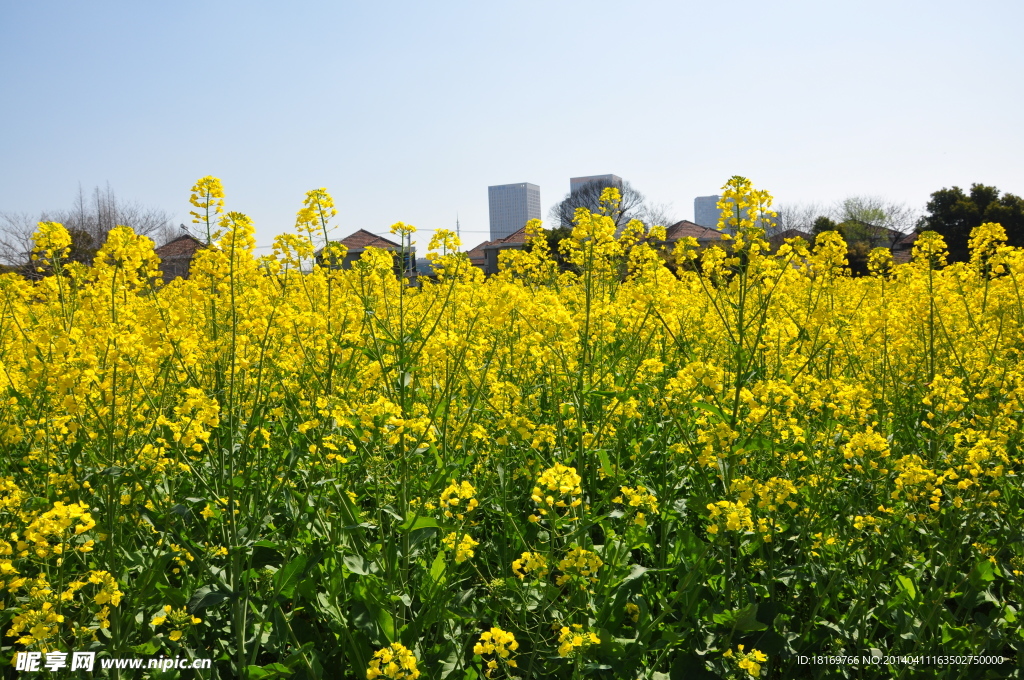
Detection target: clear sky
<box><xmin>2</xmin><ymin>0</ymin><xmax>1021</xmax><ymax>252</ymax></box>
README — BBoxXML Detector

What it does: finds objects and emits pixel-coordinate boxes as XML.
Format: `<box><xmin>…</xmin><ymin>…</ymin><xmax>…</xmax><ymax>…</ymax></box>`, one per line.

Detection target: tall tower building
<box><xmin>488</xmin><ymin>183</ymin><xmax>541</xmax><ymax>241</ymax></box>
<box><xmin>694</xmin><ymin>195</ymin><xmax>721</xmax><ymax>231</ymax></box>
<box><xmin>570</xmin><ymin>174</ymin><xmax>623</xmax><ymax>194</ymax></box>
<box><xmin>695</xmin><ymin>195</ymin><xmax>772</xmax><ymax>236</ymax></box>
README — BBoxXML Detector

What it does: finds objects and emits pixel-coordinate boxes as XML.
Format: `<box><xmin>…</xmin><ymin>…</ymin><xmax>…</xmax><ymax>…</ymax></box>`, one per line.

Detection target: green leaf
<box><xmin>375</xmin><ymin>606</ymin><xmax>396</xmax><ymax>643</ymax></box>
<box><xmin>398</xmin><ymin>515</ymin><xmax>440</xmax><ymax>533</ymax></box>
<box><xmin>671</xmin><ymin>653</ymin><xmax>719</xmax><ymax>680</ymax></box>
<box><xmin>344</xmin><ymin>554</ymin><xmax>373</xmax><ymax>576</ymax></box>
<box><xmin>597</xmin><ymin>449</ymin><xmax>615</xmax><ymax>479</ymax></box>
<box><xmin>969</xmin><ymin>560</ymin><xmax>996</xmax><ymax>588</ymax></box>
<box><xmin>407</xmin><ymin>526</ymin><xmax>437</xmax><ymax>554</ymax></box>
<box><xmin>621</xmin><ymin>564</ymin><xmax>649</xmax><ymax>585</ymax></box>
<box><xmin>941</xmin><ymin>623</ymin><xmax>971</xmax><ymax>645</ymax></box>
<box><xmin>428</xmin><ymin>550</ymin><xmax>447</xmax><ymax>586</ymax></box>
<box><xmin>713</xmin><ymin>604</ymin><xmax>768</xmax><ymax>632</ymax></box>
<box><xmin>380</xmin><ymin>505</ymin><xmax>404</xmax><ymax>522</ymax></box>
<box><xmin>581</xmin><ymin>663</ymin><xmax>613</xmax><ymax>673</ymax></box>
<box><xmin>692</xmin><ymin>401</ymin><xmax>726</xmax><ymax>422</ymax></box>
<box><xmin>245</xmin><ymin>663</ymin><xmax>294</xmax><ymax>679</ymax></box>
<box><xmin>674</xmin><ymin>527</ymin><xmax>707</xmax><ymax>565</ymax></box>
<box><xmin>896</xmin><ymin>575</ymin><xmax>918</xmax><ymax>601</ymax></box>
<box><xmin>187</xmin><ymin>585</ymin><xmax>234</xmax><ymax>613</ymax></box>
<box><xmin>275</xmin><ymin>555</ymin><xmax>310</xmax><ymax>599</ymax></box>
<box><xmin>129</xmin><ymin>641</ymin><xmax>160</xmax><ymax>656</ymax></box>
<box><xmin>439</xmin><ymin>648</ymin><xmax>461</xmax><ymax>679</ymax></box>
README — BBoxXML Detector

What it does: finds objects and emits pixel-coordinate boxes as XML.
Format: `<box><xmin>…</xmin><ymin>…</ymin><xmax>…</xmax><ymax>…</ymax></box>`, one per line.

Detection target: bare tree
<box><xmin>47</xmin><ymin>184</ymin><xmax>177</xmax><ymax>247</ymax></box>
<box><xmin>833</xmin><ymin>196</ymin><xmax>919</xmax><ymax>247</ymax></box>
<box><xmin>772</xmin><ymin>202</ymin><xmax>829</xmax><ymax>237</ymax></box>
<box><xmin>0</xmin><ymin>212</ymin><xmax>40</xmax><ymax>267</ymax></box>
<box><xmin>635</xmin><ymin>200</ymin><xmax>678</xmax><ymax>229</ymax></box>
<box><xmin>0</xmin><ymin>184</ymin><xmax>176</xmax><ymax>267</ymax></box>
<box><xmin>548</xmin><ymin>179</ymin><xmax>651</xmax><ymax>231</ymax></box>
<box><xmin>772</xmin><ymin>196</ymin><xmax>919</xmax><ymax>248</ymax></box>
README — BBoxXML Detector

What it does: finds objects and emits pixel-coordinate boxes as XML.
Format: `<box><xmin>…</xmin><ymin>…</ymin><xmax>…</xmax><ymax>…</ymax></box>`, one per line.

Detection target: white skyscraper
<box><xmin>488</xmin><ymin>183</ymin><xmax>541</xmax><ymax>241</ymax></box>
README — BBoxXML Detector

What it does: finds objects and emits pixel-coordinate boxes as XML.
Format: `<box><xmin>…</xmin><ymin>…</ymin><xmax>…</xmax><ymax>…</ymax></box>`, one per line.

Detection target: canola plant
<box><xmin>0</xmin><ymin>176</ymin><xmax>1020</xmax><ymax>679</ymax></box>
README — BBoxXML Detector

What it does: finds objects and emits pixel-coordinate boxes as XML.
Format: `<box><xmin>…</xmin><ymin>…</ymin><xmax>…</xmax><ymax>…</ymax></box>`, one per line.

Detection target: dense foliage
<box><xmin>920</xmin><ymin>184</ymin><xmax>1024</xmax><ymax>263</ymax></box>
<box><xmin>1</xmin><ymin>177</ymin><xmax>1022</xmax><ymax>679</ymax></box>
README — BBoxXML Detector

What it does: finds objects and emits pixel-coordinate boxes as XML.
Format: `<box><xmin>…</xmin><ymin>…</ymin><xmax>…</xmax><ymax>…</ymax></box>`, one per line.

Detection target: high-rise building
<box><xmin>488</xmin><ymin>183</ymin><xmax>541</xmax><ymax>241</ymax></box>
<box><xmin>694</xmin><ymin>195</ymin><xmax>721</xmax><ymax>231</ymax></box>
<box><xmin>570</xmin><ymin>174</ymin><xmax>623</xmax><ymax>194</ymax></box>
<box><xmin>694</xmin><ymin>195</ymin><xmax>774</xmax><ymax>236</ymax></box>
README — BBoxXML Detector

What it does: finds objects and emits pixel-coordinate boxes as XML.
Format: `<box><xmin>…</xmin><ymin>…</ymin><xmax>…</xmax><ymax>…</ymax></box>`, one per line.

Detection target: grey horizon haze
<box><xmin>1</xmin><ymin>0</ymin><xmax>1021</xmax><ymax>253</ymax></box>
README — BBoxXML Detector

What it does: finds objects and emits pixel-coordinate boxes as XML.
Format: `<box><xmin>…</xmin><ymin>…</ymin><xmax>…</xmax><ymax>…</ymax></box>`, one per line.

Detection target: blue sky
<box><xmin>1</xmin><ymin>0</ymin><xmax>1021</xmax><ymax>252</ymax></box>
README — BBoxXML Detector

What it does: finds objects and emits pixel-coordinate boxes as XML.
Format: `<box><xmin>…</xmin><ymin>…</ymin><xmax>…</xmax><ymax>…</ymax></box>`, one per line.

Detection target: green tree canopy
<box><xmin>919</xmin><ymin>184</ymin><xmax>1024</xmax><ymax>262</ymax></box>
<box><xmin>811</xmin><ymin>215</ymin><xmax>839</xmax><ymax>237</ymax></box>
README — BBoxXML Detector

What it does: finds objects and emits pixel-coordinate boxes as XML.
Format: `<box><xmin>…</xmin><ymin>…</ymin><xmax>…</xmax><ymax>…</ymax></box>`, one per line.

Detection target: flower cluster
<box><xmin>31</xmin><ymin>222</ymin><xmax>72</xmax><ymax>263</ymax></box>
<box><xmin>20</xmin><ymin>501</ymin><xmax>95</xmax><ymax>559</ymax></box>
<box><xmin>723</xmin><ymin>645</ymin><xmax>768</xmax><ymax>678</ymax></box>
<box><xmin>442</xmin><ymin>532</ymin><xmax>479</xmax><ymax>564</ymax></box>
<box><xmin>439</xmin><ymin>480</ymin><xmax>479</xmax><ymax>521</ymax></box>
<box><xmin>555</xmin><ymin>623</ymin><xmax>600</xmax><ymax>658</ymax></box>
<box><xmin>612</xmin><ymin>485</ymin><xmax>659</xmax><ymax>527</ymax></box>
<box><xmin>555</xmin><ymin>547</ymin><xmax>603</xmax><ymax>589</ymax></box>
<box><xmin>706</xmin><ymin>500</ymin><xmax>754</xmax><ymax>535</ymax></box>
<box><xmin>151</xmin><ymin>605</ymin><xmax>202</xmax><ymax>641</ymax></box>
<box><xmin>511</xmin><ymin>551</ymin><xmax>549</xmax><ymax>580</ymax></box>
<box><xmin>7</xmin><ymin>602</ymin><xmax>64</xmax><ymax>647</ymax></box>
<box><xmin>473</xmin><ymin>627</ymin><xmax>519</xmax><ymax>677</ymax></box>
<box><xmin>4</xmin><ymin>173</ymin><xmax>1024</xmax><ymax>672</ymax></box>
<box><xmin>730</xmin><ymin>477</ymin><xmax>798</xmax><ymax>512</ymax></box>
<box><xmin>189</xmin><ymin>176</ymin><xmax>225</xmax><ymax>242</ymax></box>
<box><xmin>530</xmin><ymin>463</ymin><xmax>582</xmax><ymax>521</ymax></box>
<box><xmin>366</xmin><ymin>642</ymin><xmax>420</xmax><ymax>680</ymax></box>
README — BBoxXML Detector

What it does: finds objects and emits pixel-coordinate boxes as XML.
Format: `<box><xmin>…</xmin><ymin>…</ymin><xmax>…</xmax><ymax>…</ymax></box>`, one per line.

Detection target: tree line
<box><xmin>549</xmin><ymin>178</ymin><xmax>1024</xmax><ymax>272</ymax></box>
<box><xmin>2</xmin><ymin>181</ymin><xmax>1020</xmax><ymax>278</ymax></box>
<box><xmin>0</xmin><ymin>185</ymin><xmax>178</xmax><ymax>275</ymax></box>
<box><xmin>770</xmin><ymin>184</ymin><xmax>1023</xmax><ymax>273</ymax></box>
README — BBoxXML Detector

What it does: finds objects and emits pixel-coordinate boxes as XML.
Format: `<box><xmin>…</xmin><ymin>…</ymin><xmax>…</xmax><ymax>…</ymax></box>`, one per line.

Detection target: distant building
<box><xmin>892</xmin><ymin>232</ymin><xmax>917</xmax><ymax>263</ymax></box>
<box><xmin>694</xmin><ymin>195</ymin><xmax>778</xmax><ymax>236</ymax></box>
<box><xmin>693</xmin><ymin>196</ymin><xmax>721</xmax><ymax>231</ymax></box>
<box><xmin>662</xmin><ymin>220</ymin><xmax>726</xmax><ymax>249</ymax></box>
<box><xmin>155</xmin><ymin>234</ymin><xmax>205</xmax><ymax>283</ymax></box>
<box><xmin>314</xmin><ymin>229</ymin><xmax>415</xmax><ymax>277</ymax></box>
<box><xmin>569</xmin><ymin>174</ymin><xmax>623</xmax><ymax>194</ymax></box>
<box><xmin>488</xmin><ymin>183</ymin><xmax>541</xmax><ymax>241</ymax></box>
<box><xmin>483</xmin><ymin>226</ymin><xmax>531</xmax><ymax>275</ymax></box>
<box><xmin>768</xmin><ymin>229</ymin><xmax>812</xmax><ymax>251</ymax></box>
<box><xmin>466</xmin><ymin>240</ymin><xmax>490</xmax><ymax>271</ymax></box>
<box><xmin>467</xmin><ymin>225</ymin><xmax>533</xmax><ymax>276</ymax></box>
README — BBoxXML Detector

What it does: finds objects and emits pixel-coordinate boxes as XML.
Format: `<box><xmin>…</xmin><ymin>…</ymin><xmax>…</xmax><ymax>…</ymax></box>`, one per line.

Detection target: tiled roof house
<box><xmin>482</xmin><ymin>226</ymin><xmax>530</xmax><ymax>275</ymax></box>
<box><xmin>768</xmin><ymin>228</ymin><xmax>812</xmax><ymax>251</ymax></box>
<box><xmin>314</xmin><ymin>229</ymin><xmax>416</xmax><ymax>276</ymax></box>
<box><xmin>662</xmin><ymin>220</ymin><xmax>724</xmax><ymax>247</ymax></box>
<box><xmin>154</xmin><ymin>234</ymin><xmax>205</xmax><ymax>283</ymax></box>
<box><xmin>466</xmin><ymin>240</ymin><xmax>490</xmax><ymax>271</ymax></box>
<box><xmin>466</xmin><ymin>226</ymin><xmax>532</xmax><ymax>275</ymax></box>
<box><xmin>470</xmin><ymin>220</ymin><xmax>731</xmax><ymax>275</ymax></box>
<box><xmin>892</xmin><ymin>231</ymin><xmax>918</xmax><ymax>264</ymax></box>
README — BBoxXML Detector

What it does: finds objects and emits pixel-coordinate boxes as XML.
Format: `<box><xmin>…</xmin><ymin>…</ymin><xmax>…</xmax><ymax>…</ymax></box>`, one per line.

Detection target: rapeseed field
<box><xmin>1</xmin><ymin>176</ymin><xmax>1020</xmax><ymax>679</ymax></box>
